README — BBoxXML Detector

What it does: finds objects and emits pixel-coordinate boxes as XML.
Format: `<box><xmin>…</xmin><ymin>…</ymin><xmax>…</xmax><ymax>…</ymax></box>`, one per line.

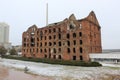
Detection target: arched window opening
<box><xmin>49</xmin><ymin>42</ymin><xmax>52</xmax><ymax>46</ymax></box>
<box><xmin>58</xmin><ymin>33</ymin><xmax>61</xmax><ymax>39</ymax></box>
<box><xmin>53</xmin><ymin>28</ymin><xmax>56</xmax><ymax>32</ymax></box>
<box><xmin>73</xmin><ymin>33</ymin><xmax>76</xmax><ymax>38</ymax></box>
<box><xmin>49</xmin><ymin>29</ymin><xmax>51</xmax><ymax>33</ymax></box>
<box><xmin>40</xmin><ymin>49</ymin><xmax>42</xmax><ymax>53</ymax></box>
<box><xmin>58</xmin><ymin>42</ymin><xmax>62</xmax><ymax>46</ymax></box>
<box><xmin>67</xmin><ymin>48</ymin><xmax>70</xmax><ymax>53</ymax></box>
<box><xmin>80</xmin><ymin>56</ymin><xmax>83</xmax><ymax>60</ymax></box>
<box><xmin>66</xmin><ymin>33</ymin><xmax>70</xmax><ymax>39</ymax></box>
<box><xmin>80</xmin><ymin>40</ymin><xmax>82</xmax><ymax>45</ymax></box>
<box><xmin>40</xmin><ymin>42</ymin><xmax>42</xmax><ymax>47</ymax></box>
<box><xmin>79</xmin><ymin>32</ymin><xmax>82</xmax><ymax>37</ymax></box>
<box><xmin>69</xmin><ymin>24</ymin><xmax>74</xmax><ymax>29</ymax></box>
<box><xmin>44</xmin><ymin>48</ymin><xmax>47</xmax><ymax>53</ymax></box>
<box><xmin>58</xmin><ymin>28</ymin><xmax>61</xmax><ymax>32</ymax></box>
<box><xmin>73</xmin><ymin>56</ymin><xmax>76</xmax><ymax>60</ymax></box>
<box><xmin>44</xmin><ymin>54</ymin><xmax>47</xmax><ymax>58</ymax></box>
<box><xmin>73</xmin><ymin>48</ymin><xmax>76</xmax><ymax>53</ymax></box>
<box><xmin>58</xmin><ymin>55</ymin><xmax>62</xmax><ymax>59</ymax></box>
<box><xmin>80</xmin><ymin>47</ymin><xmax>83</xmax><ymax>53</ymax></box>
<box><xmin>73</xmin><ymin>40</ymin><xmax>76</xmax><ymax>45</ymax></box>
<box><xmin>67</xmin><ymin>41</ymin><xmax>70</xmax><ymax>46</ymax></box>
<box><xmin>49</xmin><ymin>36</ymin><xmax>52</xmax><ymax>40</ymax></box>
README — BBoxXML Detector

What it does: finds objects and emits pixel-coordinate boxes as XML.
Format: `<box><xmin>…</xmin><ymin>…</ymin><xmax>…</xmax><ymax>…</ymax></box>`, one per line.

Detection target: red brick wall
<box><xmin>22</xmin><ymin>11</ymin><xmax>102</xmax><ymax>62</ymax></box>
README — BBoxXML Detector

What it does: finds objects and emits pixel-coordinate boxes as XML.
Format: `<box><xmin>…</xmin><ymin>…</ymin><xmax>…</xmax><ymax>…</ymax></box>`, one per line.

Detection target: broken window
<box><xmin>66</xmin><ymin>33</ymin><xmax>70</xmax><ymax>39</ymax></box>
<box><xmin>58</xmin><ymin>33</ymin><xmax>61</xmax><ymax>39</ymax></box>
<box><xmin>80</xmin><ymin>40</ymin><xmax>82</xmax><ymax>45</ymax></box>
<box><xmin>45</xmin><ymin>30</ymin><xmax>47</xmax><ymax>33</ymax></box>
<box><xmin>44</xmin><ymin>54</ymin><xmax>47</xmax><ymax>58</ymax></box>
<box><xmin>49</xmin><ymin>36</ymin><xmax>52</xmax><ymax>40</ymax></box>
<box><xmin>45</xmin><ymin>42</ymin><xmax>47</xmax><ymax>46</ymax></box>
<box><xmin>44</xmin><ymin>48</ymin><xmax>47</xmax><ymax>53</ymax></box>
<box><xmin>24</xmin><ymin>43</ymin><xmax>26</xmax><ymax>47</ymax></box>
<box><xmin>49</xmin><ymin>29</ymin><xmax>51</xmax><ymax>33</ymax></box>
<box><xmin>69</xmin><ymin>24</ymin><xmax>74</xmax><ymax>29</ymax></box>
<box><xmin>58</xmin><ymin>28</ymin><xmax>61</xmax><ymax>32</ymax></box>
<box><xmin>40</xmin><ymin>42</ymin><xmax>42</xmax><ymax>47</ymax></box>
<box><xmin>40</xmin><ymin>49</ymin><xmax>42</xmax><ymax>53</ymax></box>
<box><xmin>53</xmin><ymin>28</ymin><xmax>56</xmax><ymax>32</ymax></box>
<box><xmin>80</xmin><ymin>47</ymin><xmax>83</xmax><ymax>53</ymax></box>
<box><xmin>49</xmin><ymin>42</ymin><xmax>52</xmax><ymax>46</ymax></box>
<box><xmin>58</xmin><ymin>42</ymin><xmax>61</xmax><ymax>46</ymax></box>
<box><xmin>73</xmin><ymin>33</ymin><xmax>76</xmax><ymax>38</ymax></box>
<box><xmin>58</xmin><ymin>55</ymin><xmax>62</xmax><ymax>59</ymax></box>
<box><xmin>67</xmin><ymin>48</ymin><xmax>70</xmax><ymax>53</ymax></box>
<box><xmin>73</xmin><ymin>40</ymin><xmax>76</xmax><ymax>45</ymax></box>
<box><xmin>37</xmin><ymin>38</ymin><xmax>39</xmax><ymax>41</ymax></box>
<box><xmin>40</xmin><ymin>36</ymin><xmax>43</xmax><ymax>40</ymax></box>
<box><xmin>53</xmin><ymin>35</ymin><xmax>56</xmax><ymax>39</ymax></box>
<box><xmin>53</xmin><ymin>42</ymin><xmax>56</xmax><ymax>46</ymax></box>
<box><xmin>73</xmin><ymin>48</ymin><xmax>76</xmax><ymax>53</ymax></box>
<box><xmin>79</xmin><ymin>32</ymin><xmax>82</xmax><ymax>37</ymax></box>
<box><xmin>73</xmin><ymin>56</ymin><xmax>76</xmax><ymax>60</ymax></box>
<box><xmin>67</xmin><ymin>41</ymin><xmax>70</xmax><ymax>46</ymax></box>
<box><xmin>31</xmin><ymin>38</ymin><xmax>35</xmax><ymax>47</ymax></box>
<box><xmin>80</xmin><ymin>56</ymin><xmax>83</xmax><ymax>60</ymax></box>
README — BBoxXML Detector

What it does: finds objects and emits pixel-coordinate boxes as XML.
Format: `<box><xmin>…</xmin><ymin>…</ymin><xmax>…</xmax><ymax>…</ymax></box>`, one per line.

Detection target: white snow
<box><xmin>0</xmin><ymin>59</ymin><xmax>120</xmax><ymax>80</ymax></box>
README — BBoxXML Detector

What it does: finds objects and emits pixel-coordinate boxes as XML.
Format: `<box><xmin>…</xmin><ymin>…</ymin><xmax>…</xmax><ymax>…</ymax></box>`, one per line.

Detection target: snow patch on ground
<box><xmin>0</xmin><ymin>59</ymin><xmax>120</xmax><ymax>80</ymax></box>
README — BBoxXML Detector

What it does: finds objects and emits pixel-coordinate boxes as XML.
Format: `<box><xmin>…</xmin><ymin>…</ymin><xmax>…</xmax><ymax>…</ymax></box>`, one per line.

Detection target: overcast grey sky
<box><xmin>0</xmin><ymin>0</ymin><xmax>120</xmax><ymax>49</ymax></box>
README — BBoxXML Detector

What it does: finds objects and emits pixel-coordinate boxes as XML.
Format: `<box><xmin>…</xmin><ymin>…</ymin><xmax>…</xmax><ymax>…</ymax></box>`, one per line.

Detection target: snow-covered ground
<box><xmin>0</xmin><ymin>59</ymin><xmax>120</xmax><ymax>80</ymax></box>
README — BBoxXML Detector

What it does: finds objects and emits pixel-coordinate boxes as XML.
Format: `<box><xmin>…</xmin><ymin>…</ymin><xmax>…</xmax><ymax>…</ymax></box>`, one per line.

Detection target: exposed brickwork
<box><xmin>22</xmin><ymin>11</ymin><xmax>102</xmax><ymax>62</ymax></box>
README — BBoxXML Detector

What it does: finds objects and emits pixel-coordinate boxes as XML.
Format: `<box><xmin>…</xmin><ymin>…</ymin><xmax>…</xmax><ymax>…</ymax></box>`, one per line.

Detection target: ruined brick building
<box><xmin>22</xmin><ymin>11</ymin><xmax>102</xmax><ymax>61</ymax></box>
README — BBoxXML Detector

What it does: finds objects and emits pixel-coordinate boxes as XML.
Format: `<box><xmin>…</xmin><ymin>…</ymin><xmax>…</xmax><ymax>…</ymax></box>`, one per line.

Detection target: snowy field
<box><xmin>0</xmin><ymin>58</ymin><xmax>120</xmax><ymax>80</ymax></box>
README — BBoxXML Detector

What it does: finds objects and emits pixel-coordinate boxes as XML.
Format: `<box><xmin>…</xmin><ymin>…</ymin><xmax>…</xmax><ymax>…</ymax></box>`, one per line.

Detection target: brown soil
<box><xmin>0</xmin><ymin>65</ymin><xmax>54</xmax><ymax>80</ymax></box>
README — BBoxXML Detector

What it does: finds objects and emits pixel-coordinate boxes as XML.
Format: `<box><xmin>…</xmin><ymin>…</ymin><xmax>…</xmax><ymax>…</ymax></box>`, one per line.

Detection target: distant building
<box><xmin>90</xmin><ymin>52</ymin><xmax>120</xmax><ymax>64</ymax></box>
<box><xmin>22</xmin><ymin>11</ymin><xmax>102</xmax><ymax>62</ymax></box>
<box><xmin>0</xmin><ymin>22</ymin><xmax>11</xmax><ymax>50</ymax></box>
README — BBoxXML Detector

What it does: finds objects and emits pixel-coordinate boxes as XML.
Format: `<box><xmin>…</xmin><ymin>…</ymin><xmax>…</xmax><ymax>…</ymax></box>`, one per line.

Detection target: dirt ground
<box><xmin>0</xmin><ymin>65</ymin><xmax>54</xmax><ymax>80</ymax></box>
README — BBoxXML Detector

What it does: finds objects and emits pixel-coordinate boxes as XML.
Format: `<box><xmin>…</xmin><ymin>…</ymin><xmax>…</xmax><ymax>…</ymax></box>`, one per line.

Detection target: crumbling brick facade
<box><xmin>22</xmin><ymin>11</ymin><xmax>102</xmax><ymax>61</ymax></box>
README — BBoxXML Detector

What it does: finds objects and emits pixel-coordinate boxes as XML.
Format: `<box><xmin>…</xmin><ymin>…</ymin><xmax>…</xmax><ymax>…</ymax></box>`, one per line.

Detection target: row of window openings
<box><xmin>44</xmin><ymin>55</ymin><xmax>83</xmax><ymax>61</ymax></box>
<box><xmin>24</xmin><ymin>32</ymin><xmax>82</xmax><ymax>42</ymax></box>
<box><xmin>38</xmin><ymin>32</ymin><xmax>82</xmax><ymax>41</ymax></box>
<box><xmin>38</xmin><ymin>28</ymin><xmax>61</xmax><ymax>35</ymax></box>
<box><xmin>73</xmin><ymin>56</ymin><xmax>83</xmax><ymax>60</ymax></box>
<box><xmin>24</xmin><ymin>48</ymin><xmax>61</xmax><ymax>53</ymax></box>
<box><xmin>38</xmin><ymin>40</ymin><xmax>82</xmax><ymax>47</ymax></box>
<box><xmin>24</xmin><ymin>47</ymin><xmax>83</xmax><ymax>54</ymax></box>
<box><xmin>24</xmin><ymin>40</ymin><xmax>83</xmax><ymax>47</ymax></box>
<box><xmin>67</xmin><ymin>47</ymin><xmax>83</xmax><ymax>53</ymax></box>
<box><xmin>44</xmin><ymin>54</ymin><xmax>62</xmax><ymax>59</ymax></box>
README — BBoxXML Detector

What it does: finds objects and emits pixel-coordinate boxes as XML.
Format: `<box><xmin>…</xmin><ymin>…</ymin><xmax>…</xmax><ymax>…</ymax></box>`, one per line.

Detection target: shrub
<box><xmin>2</xmin><ymin>55</ymin><xmax>102</xmax><ymax>67</ymax></box>
<box><xmin>9</xmin><ymin>48</ymin><xmax>17</xmax><ymax>55</ymax></box>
